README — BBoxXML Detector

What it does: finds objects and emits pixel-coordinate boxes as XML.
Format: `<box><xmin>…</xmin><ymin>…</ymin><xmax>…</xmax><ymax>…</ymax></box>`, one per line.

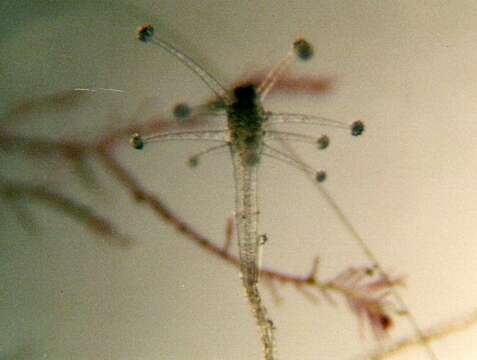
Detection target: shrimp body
<box><xmin>227</xmin><ymin>84</ymin><xmax>267</xmax><ymax>166</ymax></box>
<box><xmin>227</xmin><ymin>84</ymin><xmax>275</xmax><ymax>359</ymax></box>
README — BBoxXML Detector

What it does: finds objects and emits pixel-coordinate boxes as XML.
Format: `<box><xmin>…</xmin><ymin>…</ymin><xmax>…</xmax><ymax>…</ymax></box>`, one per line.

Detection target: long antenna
<box><xmin>258</xmin><ymin>38</ymin><xmax>314</xmax><ymax>102</ymax></box>
<box><xmin>137</xmin><ymin>24</ymin><xmax>229</xmax><ymax>101</ymax></box>
<box><xmin>267</xmin><ymin>123</ymin><xmax>439</xmax><ymax>360</ymax></box>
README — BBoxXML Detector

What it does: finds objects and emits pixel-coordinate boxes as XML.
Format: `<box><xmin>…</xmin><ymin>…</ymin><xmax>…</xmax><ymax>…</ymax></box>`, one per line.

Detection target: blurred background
<box><xmin>2</xmin><ymin>1</ymin><xmax>477</xmax><ymax>359</ymax></box>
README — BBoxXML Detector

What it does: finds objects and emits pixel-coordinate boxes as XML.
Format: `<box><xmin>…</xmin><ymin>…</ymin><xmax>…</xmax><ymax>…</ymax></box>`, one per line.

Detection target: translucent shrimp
<box><xmin>130</xmin><ymin>24</ymin><xmax>436</xmax><ymax>360</ymax></box>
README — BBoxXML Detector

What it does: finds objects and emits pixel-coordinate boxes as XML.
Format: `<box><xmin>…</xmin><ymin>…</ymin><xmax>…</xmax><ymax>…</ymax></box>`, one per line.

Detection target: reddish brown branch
<box><xmin>0</xmin><ymin>181</ymin><xmax>130</xmax><ymax>247</ymax></box>
<box><xmin>239</xmin><ymin>72</ymin><xmax>334</xmax><ymax>97</ymax></box>
<box><xmin>1</xmin><ymin>92</ymin><xmax>402</xmax><ymax>342</ymax></box>
<box><xmin>96</xmin><ymin>145</ymin><xmax>240</xmax><ymax>265</ymax></box>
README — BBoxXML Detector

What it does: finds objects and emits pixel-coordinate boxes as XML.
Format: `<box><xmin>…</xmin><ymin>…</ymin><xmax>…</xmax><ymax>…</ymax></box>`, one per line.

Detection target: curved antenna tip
<box><xmin>293</xmin><ymin>38</ymin><xmax>314</xmax><ymax>61</ymax></box>
<box><xmin>129</xmin><ymin>133</ymin><xmax>144</xmax><ymax>150</ymax></box>
<box><xmin>315</xmin><ymin>170</ymin><xmax>327</xmax><ymax>183</ymax></box>
<box><xmin>317</xmin><ymin>134</ymin><xmax>330</xmax><ymax>150</ymax></box>
<box><xmin>173</xmin><ymin>103</ymin><xmax>192</xmax><ymax>121</ymax></box>
<box><xmin>137</xmin><ymin>24</ymin><xmax>155</xmax><ymax>43</ymax></box>
<box><xmin>188</xmin><ymin>156</ymin><xmax>199</xmax><ymax>167</ymax></box>
<box><xmin>351</xmin><ymin>120</ymin><xmax>365</xmax><ymax>136</ymax></box>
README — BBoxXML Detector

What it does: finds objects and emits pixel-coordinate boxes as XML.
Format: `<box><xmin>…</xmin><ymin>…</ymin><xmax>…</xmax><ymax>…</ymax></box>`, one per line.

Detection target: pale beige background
<box><xmin>2</xmin><ymin>1</ymin><xmax>477</xmax><ymax>359</ymax></box>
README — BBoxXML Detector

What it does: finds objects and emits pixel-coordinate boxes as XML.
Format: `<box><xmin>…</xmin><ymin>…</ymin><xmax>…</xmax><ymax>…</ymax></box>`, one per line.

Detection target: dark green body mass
<box><xmin>227</xmin><ymin>84</ymin><xmax>267</xmax><ymax>166</ymax></box>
